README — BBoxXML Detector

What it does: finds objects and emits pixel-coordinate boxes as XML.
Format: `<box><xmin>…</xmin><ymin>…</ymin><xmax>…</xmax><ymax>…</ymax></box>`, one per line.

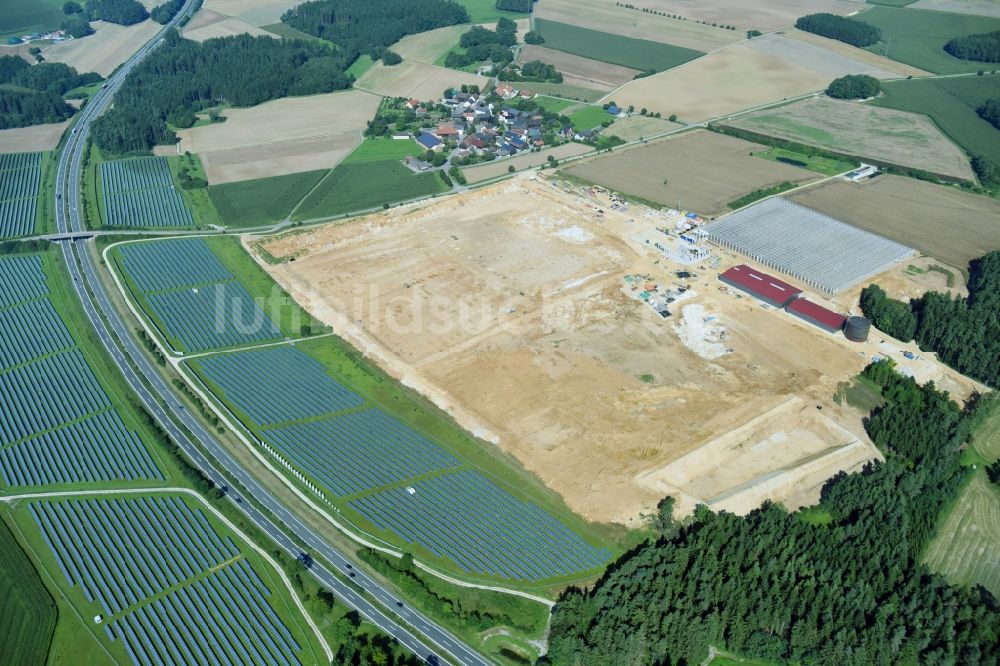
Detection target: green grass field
<box><xmin>534</xmin><ymin>18</ymin><xmax>704</xmax><ymax>72</ymax></box>
<box><xmin>167</xmin><ymin>153</ymin><xmax>223</xmax><ymax>228</ymax></box>
<box><xmin>346</xmin><ymin>54</ymin><xmax>375</xmax><ymax>79</ymax></box>
<box><xmin>753</xmin><ymin>147</ymin><xmax>858</xmax><ymax>177</ymax></box>
<box><xmin>535</xmin><ymin>95</ymin><xmax>578</xmax><ymax>115</ymax></box>
<box><xmin>342</xmin><ymin>137</ymin><xmax>422</xmax><ymax>164</ymax></box>
<box><xmin>292</xmin><ymin>161</ymin><xmax>448</xmax><ymax>221</ymax></box>
<box><xmin>208</xmin><ymin>169</ymin><xmax>327</xmax><ymax>228</ymax></box>
<box><xmin>867</xmin><ymin>0</ymin><xmax>917</xmax><ymax>6</ymax></box>
<box><xmin>860</xmin><ymin>6</ymin><xmax>1000</xmax><ymax>73</ymax></box>
<box><xmin>568</xmin><ymin>105</ymin><xmax>613</xmax><ymax>130</ymax></box>
<box><xmin>0</xmin><ymin>517</ymin><xmax>56</xmax><ymax>666</ymax></box>
<box><xmin>0</xmin><ymin>0</ymin><xmax>63</xmax><ymax>40</ymax></box>
<box><xmin>973</xmin><ymin>400</ymin><xmax>1000</xmax><ymax>462</ymax></box>
<box><xmin>454</xmin><ymin>0</ymin><xmax>529</xmax><ymax>23</ymax></box>
<box><xmin>872</xmin><ymin>74</ymin><xmax>1000</xmax><ymax>166</ymax></box>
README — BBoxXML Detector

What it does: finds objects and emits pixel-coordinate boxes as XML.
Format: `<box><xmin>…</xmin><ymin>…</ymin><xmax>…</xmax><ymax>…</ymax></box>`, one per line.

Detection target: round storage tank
<box><xmin>844</xmin><ymin>316</ymin><xmax>871</xmax><ymax>342</ymax></box>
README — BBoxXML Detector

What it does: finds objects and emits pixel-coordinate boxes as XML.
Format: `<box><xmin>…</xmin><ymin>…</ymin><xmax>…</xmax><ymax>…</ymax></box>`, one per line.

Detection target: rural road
<box><xmin>51</xmin><ymin>2</ymin><xmax>494</xmax><ymax>665</ymax></box>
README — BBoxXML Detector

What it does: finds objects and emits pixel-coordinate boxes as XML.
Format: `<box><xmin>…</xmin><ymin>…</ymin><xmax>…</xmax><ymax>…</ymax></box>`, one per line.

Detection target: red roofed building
<box><xmin>436</xmin><ymin>124</ymin><xmax>460</xmax><ymax>138</ymax></box>
<box><xmin>719</xmin><ymin>264</ymin><xmax>802</xmax><ymax>308</ymax></box>
<box><xmin>786</xmin><ymin>298</ymin><xmax>847</xmax><ymax>334</ymax></box>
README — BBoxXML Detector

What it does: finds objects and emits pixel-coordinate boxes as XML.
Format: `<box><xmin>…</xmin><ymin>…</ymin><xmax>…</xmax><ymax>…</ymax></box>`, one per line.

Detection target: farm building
<box><xmin>705</xmin><ymin>197</ymin><xmax>913</xmax><ymax>294</ymax></box>
<box><xmin>786</xmin><ymin>298</ymin><xmax>846</xmax><ymax>334</ymax></box>
<box><xmin>719</xmin><ymin>264</ymin><xmax>801</xmax><ymax>308</ymax></box>
<box><xmin>416</xmin><ymin>132</ymin><xmax>443</xmax><ymax>151</ymax></box>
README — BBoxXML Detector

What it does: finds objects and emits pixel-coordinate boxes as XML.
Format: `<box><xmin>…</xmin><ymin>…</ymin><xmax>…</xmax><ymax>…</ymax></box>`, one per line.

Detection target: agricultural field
<box><xmin>43</xmin><ymin>19</ymin><xmax>160</xmax><ymax>77</ymax></box>
<box><xmin>0</xmin><ymin>122</ymin><xmax>68</xmax><ymax>154</ymax></box>
<box><xmin>568</xmin><ymin>105</ymin><xmax>616</xmax><ymax>130</ymax></box>
<box><xmin>354</xmin><ymin>60</ymin><xmax>488</xmax><ymax>100</ymax></box>
<box><xmin>608</xmin><ymin>45</ymin><xmax>830</xmax><ymax>122</ymax></box>
<box><xmin>0</xmin><ymin>0</ymin><xmax>62</xmax><ymax>40</ymax></box>
<box><xmin>499</xmin><ymin>80</ymin><xmax>609</xmax><ymax>102</ymax></box>
<box><xmin>462</xmin><ymin>143</ymin><xmax>594</xmax><ymax>183</ymax></box>
<box><xmin>258</xmin><ymin>178</ymin><xmax>883</xmax><ymax>525</ymax></box>
<box><xmin>562</xmin><ymin>130</ymin><xmax>818</xmax><ymax>217</ymax></box>
<box><xmin>923</xmin><ymin>473</ymin><xmax>1000</xmax><ymax>596</ymax></box>
<box><xmin>0</xmin><ymin>152</ymin><xmax>42</xmax><ymax>239</ymax></box>
<box><xmin>0</xmin><ymin>517</ymin><xmax>56</xmax><ymax>666</ymax></box>
<box><xmin>784</xmin><ymin>28</ymin><xmax>929</xmax><ymax>77</ymax></box>
<box><xmin>607</xmin><ymin>114</ymin><xmax>683</xmax><ymax>141</ymax></box>
<box><xmin>872</xmin><ymin>74</ymin><xmax>1000</xmax><ymax>167</ymax></box>
<box><xmin>208</xmin><ymin>170</ymin><xmax>327</xmax><ymax>227</ymax></box>
<box><xmin>392</xmin><ymin>25</ymin><xmax>468</xmax><ymax>65</ymax></box>
<box><xmin>99</xmin><ymin>157</ymin><xmax>195</xmax><ymax>228</ymax></box>
<box><xmin>743</xmin><ymin>33</ymin><xmax>903</xmax><ymax>79</ymax></box>
<box><xmin>788</xmin><ymin>175</ymin><xmax>1000</xmax><ymax>270</ymax></box>
<box><xmin>454</xmin><ymin>0</ymin><xmax>530</xmax><ymax>22</ymax></box>
<box><xmin>342</xmin><ymin>137</ymin><xmax>423</xmax><ymax>164</ymax></box>
<box><xmin>859</xmin><ymin>5</ymin><xmax>1000</xmax><ymax>73</ymax></box>
<box><xmin>973</xmin><ymin>401</ymin><xmax>1000</xmax><ymax>462</ymax></box>
<box><xmin>621</xmin><ymin>0</ymin><xmax>860</xmax><ymax>32</ymax></box>
<box><xmin>752</xmin><ymin>147</ymin><xmax>858</xmax><ymax>177</ymax></box>
<box><xmin>188</xmin><ymin>342</ymin><xmax>612</xmax><ymax>582</ymax></box>
<box><xmin>533</xmin><ymin>19</ymin><xmax>704</xmax><ymax>73</ymax></box>
<box><xmin>911</xmin><ymin>0</ymin><xmax>1000</xmax><ymax>17</ymax></box>
<box><xmin>292</xmin><ymin>161</ymin><xmax>448</xmax><ymax>221</ymax></box>
<box><xmin>725</xmin><ymin>97</ymin><xmax>975</xmax><ymax>181</ymax></box>
<box><xmin>184</xmin><ymin>15</ymin><xmax>276</xmax><ymax>41</ymax></box>
<box><xmin>0</xmin><ymin>253</ymin><xmax>165</xmax><ymax>489</ymax></box>
<box><xmin>534</xmin><ymin>0</ymin><xmax>741</xmax><ymax>51</ymax></box>
<box><xmin>19</xmin><ymin>494</ymin><xmax>320</xmax><ymax>665</ymax></box>
<box><xmin>183</xmin><ymin>0</ymin><xmax>303</xmax><ymax>40</ymax></box>
<box><xmin>113</xmin><ymin>237</ymin><xmax>313</xmax><ymax>353</ymax></box>
<box><xmin>173</xmin><ymin>90</ymin><xmax>380</xmax><ymax>184</ymax></box>
<box><xmin>518</xmin><ymin>45</ymin><xmax>640</xmax><ymax>90</ymax></box>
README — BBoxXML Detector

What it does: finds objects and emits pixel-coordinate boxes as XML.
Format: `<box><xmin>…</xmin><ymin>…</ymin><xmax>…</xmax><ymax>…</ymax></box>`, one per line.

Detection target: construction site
<box><xmin>254</xmin><ymin>174</ymin><xmax>980</xmax><ymax>525</ymax></box>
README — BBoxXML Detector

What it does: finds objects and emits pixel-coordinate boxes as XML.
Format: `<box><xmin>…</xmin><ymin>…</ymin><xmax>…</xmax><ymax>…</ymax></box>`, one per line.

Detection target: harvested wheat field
<box><xmin>563</xmin><ymin>130</ymin><xmax>818</xmax><ymax>216</ymax></box>
<box><xmin>44</xmin><ymin>20</ymin><xmax>160</xmax><ymax>76</ymax></box>
<box><xmin>607</xmin><ymin>115</ymin><xmax>682</xmax><ymax>141</ymax></box>
<box><xmin>392</xmin><ymin>25</ymin><xmax>468</xmax><ymax>64</ymax></box>
<box><xmin>462</xmin><ymin>144</ymin><xmax>594</xmax><ymax>183</ymax></box>
<box><xmin>789</xmin><ymin>176</ymin><xmax>1000</xmax><ymax>271</ymax></box>
<box><xmin>355</xmin><ymin>61</ymin><xmax>488</xmax><ymax>100</ymax></box>
<box><xmin>184</xmin><ymin>17</ymin><xmax>275</xmax><ymax>41</ymax></box>
<box><xmin>743</xmin><ymin>33</ymin><xmax>901</xmax><ymax>79</ymax></box>
<box><xmin>255</xmin><ymin>176</ymin><xmax>890</xmax><ymax>524</ymax></box>
<box><xmin>519</xmin><ymin>45</ymin><xmax>639</xmax><ymax>89</ymax></box>
<box><xmin>0</xmin><ymin>122</ymin><xmax>68</xmax><ymax>152</ymax></box>
<box><xmin>727</xmin><ymin>97</ymin><xmax>974</xmax><ymax>180</ymax></box>
<box><xmin>606</xmin><ymin>45</ymin><xmax>830</xmax><ymax>121</ymax></box>
<box><xmin>911</xmin><ymin>0</ymin><xmax>1000</xmax><ymax>18</ymax></box>
<box><xmin>173</xmin><ymin>90</ymin><xmax>380</xmax><ymax>183</ymax></box>
<box><xmin>535</xmin><ymin>0</ymin><xmax>740</xmax><ymax>51</ymax></box>
<box><xmin>632</xmin><ymin>0</ymin><xmax>859</xmax><ymax>32</ymax></box>
<box><xmin>199</xmin><ymin>0</ymin><xmax>305</xmax><ymax>26</ymax></box>
<box><xmin>785</xmin><ymin>29</ymin><xmax>928</xmax><ymax>78</ymax></box>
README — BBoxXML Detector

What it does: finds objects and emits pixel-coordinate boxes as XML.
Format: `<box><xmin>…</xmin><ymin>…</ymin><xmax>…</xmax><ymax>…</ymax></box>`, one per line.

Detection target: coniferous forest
<box><xmin>0</xmin><ymin>56</ymin><xmax>100</xmax><ymax>129</ymax></box>
<box><xmin>545</xmin><ymin>361</ymin><xmax>1000</xmax><ymax>665</ymax></box>
<box><xmin>945</xmin><ymin>31</ymin><xmax>1000</xmax><ymax>64</ymax></box>
<box><xmin>794</xmin><ymin>13</ymin><xmax>883</xmax><ymax>48</ymax></box>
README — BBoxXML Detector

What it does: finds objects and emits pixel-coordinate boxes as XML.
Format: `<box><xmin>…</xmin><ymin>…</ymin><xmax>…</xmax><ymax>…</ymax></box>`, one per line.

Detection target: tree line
<box><xmin>0</xmin><ymin>56</ymin><xmax>100</xmax><ymax>129</ymax></box>
<box><xmin>825</xmin><ymin>74</ymin><xmax>880</xmax><ymax>100</ymax></box>
<box><xmin>945</xmin><ymin>30</ymin><xmax>1000</xmax><ymax>64</ymax></box>
<box><xmin>87</xmin><ymin>0</ymin><xmax>148</xmax><ymax>25</ymax></box>
<box><xmin>795</xmin><ymin>13</ymin><xmax>883</xmax><ymax>48</ymax></box>
<box><xmin>281</xmin><ymin>0</ymin><xmax>469</xmax><ymax>65</ymax></box>
<box><xmin>861</xmin><ymin>251</ymin><xmax>1000</xmax><ymax>389</ymax></box>
<box><xmin>979</xmin><ymin>97</ymin><xmax>1000</xmax><ymax>130</ymax></box>
<box><xmin>496</xmin><ymin>0</ymin><xmax>535</xmax><ymax>12</ymax></box>
<box><xmin>90</xmin><ymin>29</ymin><xmax>353</xmax><ymax>153</ymax></box>
<box><xmin>545</xmin><ymin>360</ymin><xmax>999</xmax><ymax>665</ymax></box>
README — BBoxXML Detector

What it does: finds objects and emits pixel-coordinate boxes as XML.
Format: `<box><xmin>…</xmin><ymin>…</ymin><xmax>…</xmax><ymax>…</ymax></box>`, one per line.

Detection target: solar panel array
<box><xmin>194</xmin><ymin>345</ymin><xmax>612</xmax><ymax>580</ymax></box>
<box><xmin>0</xmin><ymin>255</ymin><xmax>162</xmax><ymax>487</ymax></box>
<box><xmin>30</xmin><ymin>496</ymin><xmax>302</xmax><ymax>666</ymax></box>
<box><xmin>118</xmin><ymin>239</ymin><xmax>283</xmax><ymax>353</ymax></box>
<box><xmin>704</xmin><ymin>197</ymin><xmax>914</xmax><ymax>293</ymax></box>
<box><xmin>0</xmin><ymin>152</ymin><xmax>41</xmax><ymax>239</ymax></box>
<box><xmin>100</xmin><ymin>157</ymin><xmax>195</xmax><ymax>228</ymax></box>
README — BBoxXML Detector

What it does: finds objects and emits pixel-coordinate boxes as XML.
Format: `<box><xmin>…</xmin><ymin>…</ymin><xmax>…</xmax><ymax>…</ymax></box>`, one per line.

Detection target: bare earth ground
<box><xmin>911</xmin><ymin>0</ymin><xmax>1000</xmax><ymax>17</ymax></box>
<box><xmin>606</xmin><ymin>115</ymin><xmax>683</xmax><ymax>141</ymax></box>
<box><xmin>462</xmin><ymin>144</ymin><xmax>594</xmax><ymax>183</ymax></box>
<box><xmin>784</xmin><ymin>29</ymin><xmax>928</xmax><ymax>78</ymax></box>
<box><xmin>355</xmin><ymin>61</ymin><xmax>488</xmax><ymax>101</ymax></box>
<box><xmin>518</xmin><ymin>45</ymin><xmax>639</xmax><ymax>89</ymax></box>
<box><xmin>171</xmin><ymin>90</ymin><xmax>380</xmax><ymax>183</ymax></box>
<box><xmin>631</xmin><ymin>0</ymin><xmax>860</xmax><ymax>32</ymax></box>
<box><xmin>184</xmin><ymin>17</ymin><xmax>276</xmax><ymax>42</ymax></box>
<box><xmin>534</xmin><ymin>0</ymin><xmax>740</xmax><ymax>51</ymax></box>
<box><xmin>43</xmin><ymin>20</ymin><xmax>160</xmax><ymax>76</ymax></box>
<box><xmin>562</xmin><ymin>130</ymin><xmax>818</xmax><ymax>217</ymax></box>
<box><xmin>0</xmin><ymin>121</ymin><xmax>68</xmax><ymax>152</ymax></box>
<box><xmin>605</xmin><ymin>45</ymin><xmax>830</xmax><ymax>121</ymax></box>
<box><xmin>254</xmin><ymin>177</ymin><xmax>915</xmax><ymax>524</ymax></box>
<box><xmin>789</xmin><ymin>176</ymin><xmax>1000</xmax><ymax>270</ymax></box>
<box><xmin>743</xmin><ymin>33</ymin><xmax>900</xmax><ymax>80</ymax></box>
<box><xmin>727</xmin><ymin>96</ymin><xmax>975</xmax><ymax>180</ymax></box>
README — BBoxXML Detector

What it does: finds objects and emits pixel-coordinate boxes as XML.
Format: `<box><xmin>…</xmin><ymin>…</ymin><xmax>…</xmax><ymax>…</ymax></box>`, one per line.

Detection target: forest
<box><xmin>0</xmin><ymin>56</ymin><xmax>100</xmax><ymax>129</ymax></box>
<box><xmin>825</xmin><ymin>74</ymin><xmax>880</xmax><ymax>100</ymax></box>
<box><xmin>445</xmin><ymin>19</ymin><xmax>517</xmax><ymax>68</ymax></box>
<box><xmin>90</xmin><ymin>30</ymin><xmax>352</xmax><ymax>153</ymax></box>
<box><xmin>496</xmin><ymin>0</ymin><xmax>535</xmax><ymax>11</ymax></box>
<box><xmin>150</xmin><ymin>0</ymin><xmax>184</xmax><ymax>24</ymax></box>
<box><xmin>979</xmin><ymin>97</ymin><xmax>1000</xmax><ymax>130</ymax></box>
<box><xmin>794</xmin><ymin>13</ymin><xmax>883</xmax><ymax>47</ymax></box>
<box><xmin>496</xmin><ymin>60</ymin><xmax>563</xmax><ymax>83</ymax></box>
<box><xmin>282</xmin><ymin>0</ymin><xmax>469</xmax><ymax>65</ymax></box>
<box><xmin>545</xmin><ymin>361</ymin><xmax>999</xmax><ymax>665</ymax></box>
<box><xmin>87</xmin><ymin>0</ymin><xmax>148</xmax><ymax>25</ymax></box>
<box><xmin>861</xmin><ymin>251</ymin><xmax>1000</xmax><ymax>389</ymax></box>
<box><xmin>945</xmin><ymin>30</ymin><xmax>1000</xmax><ymax>63</ymax></box>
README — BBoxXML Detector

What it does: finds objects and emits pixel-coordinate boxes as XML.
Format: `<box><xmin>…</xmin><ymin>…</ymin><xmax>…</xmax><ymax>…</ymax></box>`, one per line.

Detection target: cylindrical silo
<box><xmin>844</xmin><ymin>316</ymin><xmax>871</xmax><ymax>342</ymax></box>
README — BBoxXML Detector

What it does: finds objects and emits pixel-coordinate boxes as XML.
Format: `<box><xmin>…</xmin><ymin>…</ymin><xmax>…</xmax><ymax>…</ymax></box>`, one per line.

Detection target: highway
<box><xmin>51</xmin><ymin>3</ymin><xmax>495</xmax><ymax>665</ymax></box>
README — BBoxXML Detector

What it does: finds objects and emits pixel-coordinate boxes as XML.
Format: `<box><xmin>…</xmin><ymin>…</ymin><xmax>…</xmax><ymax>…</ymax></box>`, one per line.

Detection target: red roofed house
<box><xmin>436</xmin><ymin>123</ymin><xmax>460</xmax><ymax>139</ymax></box>
<box><xmin>495</xmin><ymin>83</ymin><xmax>515</xmax><ymax>98</ymax></box>
<box><xmin>719</xmin><ymin>264</ymin><xmax>801</xmax><ymax>308</ymax></box>
<box><xmin>786</xmin><ymin>298</ymin><xmax>847</xmax><ymax>334</ymax></box>
<box><xmin>406</xmin><ymin>98</ymin><xmax>421</xmax><ymax>109</ymax></box>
